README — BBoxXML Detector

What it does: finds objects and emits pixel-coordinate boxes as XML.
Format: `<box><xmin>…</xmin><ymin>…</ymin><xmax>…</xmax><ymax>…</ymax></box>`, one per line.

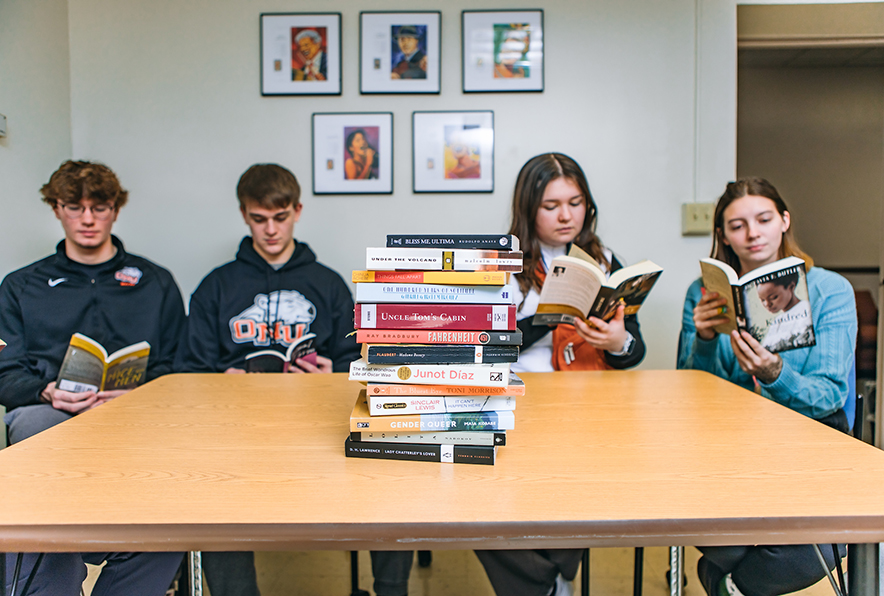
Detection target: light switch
<box><xmin>0</xmin><ymin>114</ymin><xmax>6</xmax><ymax>137</ymax></box>
<box><xmin>681</xmin><ymin>202</ymin><xmax>715</xmax><ymax>236</ymax></box>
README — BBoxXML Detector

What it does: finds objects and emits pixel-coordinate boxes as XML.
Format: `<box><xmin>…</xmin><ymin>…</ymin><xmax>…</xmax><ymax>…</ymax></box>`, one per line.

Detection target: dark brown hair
<box><xmin>40</xmin><ymin>160</ymin><xmax>128</xmax><ymax>209</ymax></box>
<box><xmin>237</xmin><ymin>164</ymin><xmax>301</xmax><ymax>210</ymax></box>
<box><xmin>509</xmin><ymin>153</ymin><xmax>606</xmax><ymax>298</ymax></box>
<box><xmin>711</xmin><ymin>177</ymin><xmax>813</xmax><ymax>272</ymax></box>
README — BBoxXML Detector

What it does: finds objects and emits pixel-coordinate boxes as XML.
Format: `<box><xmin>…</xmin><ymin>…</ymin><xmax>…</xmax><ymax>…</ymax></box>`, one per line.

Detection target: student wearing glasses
<box><xmin>0</xmin><ymin>161</ymin><xmax>186</xmax><ymax>594</ymax></box>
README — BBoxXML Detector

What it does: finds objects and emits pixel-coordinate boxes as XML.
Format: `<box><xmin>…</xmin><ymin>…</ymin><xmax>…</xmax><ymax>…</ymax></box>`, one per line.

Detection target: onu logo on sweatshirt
<box><xmin>229</xmin><ymin>290</ymin><xmax>316</xmax><ymax>347</ymax></box>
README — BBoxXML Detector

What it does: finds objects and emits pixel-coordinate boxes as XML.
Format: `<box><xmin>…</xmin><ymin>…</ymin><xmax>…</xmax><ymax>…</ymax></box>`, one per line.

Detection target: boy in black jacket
<box><xmin>0</xmin><ymin>160</ymin><xmax>185</xmax><ymax>594</ymax></box>
<box><xmin>176</xmin><ymin>164</ymin><xmax>412</xmax><ymax>596</ymax></box>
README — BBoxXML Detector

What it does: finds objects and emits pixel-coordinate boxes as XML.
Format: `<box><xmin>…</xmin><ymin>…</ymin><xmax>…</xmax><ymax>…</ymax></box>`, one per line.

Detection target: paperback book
<box><xmin>351</xmin><ymin>270</ymin><xmax>509</xmax><ymax>285</ymax></box>
<box><xmin>362</xmin><ymin>344</ymin><xmax>519</xmax><ymax>364</ymax></box>
<box><xmin>355</xmin><ymin>329</ymin><xmax>522</xmax><ymax>346</ymax></box>
<box><xmin>349</xmin><ymin>393</ymin><xmax>515</xmax><ymax>431</ymax></box>
<box><xmin>355</xmin><ymin>283</ymin><xmax>514</xmax><ymax>305</ymax></box>
<box><xmin>56</xmin><ymin>333</ymin><xmax>150</xmax><ymax>392</ymax></box>
<box><xmin>700</xmin><ymin>256</ymin><xmax>815</xmax><ymax>352</ymax></box>
<box><xmin>366</xmin><ymin>373</ymin><xmax>525</xmax><ymax>397</ymax></box>
<box><xmin>349</xmin><ymin>359</ymin><xmax>511</xmax><ymax>388</ymax></box>
<box><xmin>350</xmin><ymin>430</ymin><xmax>506</xmax><ymax>447</ymax></box>
<box><xmin>385</xmin><ymin>234</ymin><xmax>520</xmax><ymax>251</ymax></box>
<box><xmin>244</xmin><ymin>333</ymin><xmax>317</xmax><ymax>372</ymax></box>
<box><xmin>366</xmin><ymin>248</ymin><xmax>523</xmax><ymax>272</ymax></box>
<box><xmin>355</xmin><ymin>304</ymin><xmax>517</xmax><ymax>331</ymax></box>
<box><xmin>533</xmin><ymin>245</ymin><xmax>662</xmax><ymax>326</ymax></box>
<box><xmin>344</xmin><ymin>437</ymin><xmax>497</xmax><ymax>465</ymax></box>
<box><xmin>367</xmin><ymin>393</ymin><xmax>516</xmax><ymax>415</ymax></box>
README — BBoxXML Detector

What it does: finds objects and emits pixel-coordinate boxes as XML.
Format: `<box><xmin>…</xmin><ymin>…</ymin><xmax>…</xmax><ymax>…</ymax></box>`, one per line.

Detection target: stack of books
<box><xmin>345</xmin><ymin>234</ymin><xmax>524</xmax><ymax>465</ymax></box>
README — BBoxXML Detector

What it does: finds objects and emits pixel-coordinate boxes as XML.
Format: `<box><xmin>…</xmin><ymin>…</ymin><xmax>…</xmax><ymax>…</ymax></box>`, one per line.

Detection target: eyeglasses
<box><xmin>59</xmin><ymin>203</ymin><xmax>115</xmax><ymax>220</ymax></box>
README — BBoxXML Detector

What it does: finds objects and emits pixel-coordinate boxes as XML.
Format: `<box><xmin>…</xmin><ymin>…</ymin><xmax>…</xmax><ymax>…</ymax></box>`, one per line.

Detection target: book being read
<box><xmin>56</xmin><ymin>333</ymin><xmax>150</xmax><ymax>393</ymax></box>
<box><xmin>533</xmin><ymin>245</ymin><xmax>663</xmax><ymax>326</ymax></box>
<box><xmin>244</xmin><ymin>333</ymin><xmax>317</xmax><ymax>373</ymax></box>
<box><xmin>700</xmin><ymin>256</ymin><xmax>815</xmax><ymax>353</ymax></box>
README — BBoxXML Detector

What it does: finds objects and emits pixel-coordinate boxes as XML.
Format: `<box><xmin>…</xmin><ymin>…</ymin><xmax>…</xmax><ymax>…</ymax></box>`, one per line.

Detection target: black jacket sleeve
<box><xmin>146</xmin><ymin>271</ymin><xmax>186</xmax><ymax>380</ymax></box>
<box><xmin>175</xmin><ymin>279</ymin><xmax>223</xmax><ymax>373</ymax></box>
<box><xmin>0</xmin><ymin>276</ymin><xmax>48</xmax><ymax>410</ymax></box>
<box><xmin>517</xmin><ymin>316</ymin><xmax>552</xmax><ymax>351</ymax></box>
<box><xmin>327</xmin><ymin>279</ymin><xmax>361</xmax><ymax>373</ymax></box>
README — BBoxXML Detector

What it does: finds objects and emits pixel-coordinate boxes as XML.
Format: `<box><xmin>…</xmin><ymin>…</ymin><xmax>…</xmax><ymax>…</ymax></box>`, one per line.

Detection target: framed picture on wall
<box><xmin>412</xmin><ymin>111</ymin><xmax>494</xmax><ymax>193</ymax></box>
<box><xmin>461</xmin><ymin>10</ymin><xmax>544</xmax><ymax>93</ymax></box>
<box><xmin>360</xmin><ymin>11</ymin><xmax>442</xmax><ymax>94</ymax></box>
<box><xmin>260</xmin><ymin>13</ymin><xmax>342</xmax><ymax>96</ymax></box>
<box><xmin>312</xmin><ymin>112</ymin><xmax>394</xmax><ymax>194</ymax></box>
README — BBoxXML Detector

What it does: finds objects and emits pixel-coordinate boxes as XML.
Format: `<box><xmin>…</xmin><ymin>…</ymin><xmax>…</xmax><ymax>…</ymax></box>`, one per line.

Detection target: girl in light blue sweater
<box><xmin>679</xmin><ymin>178</ymin><xmax>857</xmax><ymax>596</ymax></box>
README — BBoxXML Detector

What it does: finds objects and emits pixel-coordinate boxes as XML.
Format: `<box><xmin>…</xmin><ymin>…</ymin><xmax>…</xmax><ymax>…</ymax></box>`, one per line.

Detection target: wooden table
<box><xmin>1</xmin><ymin>371</ymin><xmax>883</xmax><ymax>592</ymax></box>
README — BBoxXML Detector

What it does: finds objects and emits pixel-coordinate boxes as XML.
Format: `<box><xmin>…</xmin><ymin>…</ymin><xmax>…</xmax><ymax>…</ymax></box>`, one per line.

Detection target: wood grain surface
<box><xmin>1</xmin><ymin>370</ymin><xmax>883</xmax><ymax>552</ymax></box>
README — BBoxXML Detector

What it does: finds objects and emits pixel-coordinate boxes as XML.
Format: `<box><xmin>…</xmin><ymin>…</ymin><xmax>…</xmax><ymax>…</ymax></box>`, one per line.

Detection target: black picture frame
<box><xmin>360</xmin><ymin>11</ymin><xmax>442</xmax><ymax>94</ymax></box>
<box><xmin>260</xmin><ymin>12</ymin><xmax>342</xmax><ymax>96</ymax></box>
<box><xmin>412</xmin><ymin>110</ymin><xmax>494</xmax><ymax>193</ymax></box>
<box><xmin>312</xmin><ymin>112</ymin><xmax>394</xmax><ymax>195</ymax></box>
<box><xmin>461</xmin><ymin>9</ymin><xmax>544</xmax><ymax>93</ymax></box>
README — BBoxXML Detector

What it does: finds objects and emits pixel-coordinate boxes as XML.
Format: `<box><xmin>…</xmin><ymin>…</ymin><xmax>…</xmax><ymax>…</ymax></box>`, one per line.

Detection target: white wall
<box><xmin>6</xmin><ymin>0</ymin><xmax>873</xmax><ymax>369</ymax></box>
<box><xmin>0</xmin><ymin>0</ymin><xmax>73</xmax><ymax>268</ymax></box>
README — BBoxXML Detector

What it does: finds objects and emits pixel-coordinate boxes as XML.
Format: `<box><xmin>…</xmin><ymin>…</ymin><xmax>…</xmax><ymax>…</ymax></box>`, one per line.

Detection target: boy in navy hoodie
<box><xmin>176</xmin><ymin>163</ymin><xmax>413</xmax><ymax>596</ymax></box>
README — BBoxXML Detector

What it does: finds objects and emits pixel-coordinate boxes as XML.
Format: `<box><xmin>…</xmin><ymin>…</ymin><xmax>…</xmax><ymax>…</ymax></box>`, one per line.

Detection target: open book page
<box><xmin>534</xmin><ymin>256</ymin><xmax>604</xmax><ymax>325</ymax></box>
<box><xmin>56</xmin><ymin>334</ymin><xmax>107</xmax><ymax>393</ymax></box>
<box><xmin>104</xmin><ymin>342</ymin><xmax>150</xmax><ymax>390</ymax></box>
<box><xmin>699</xmin><ymin>259</ymin><xmax>740</xmax><ymax>334</ymax></box>
<box><xmin>245</xmin><ymin>351</ymin><xmax>288</xmax><ymax>373</ymax></box>
<box><xmin>591</xmin><ymin>266</ymin><xmax>663</xmax><ymax>320</ymax></box>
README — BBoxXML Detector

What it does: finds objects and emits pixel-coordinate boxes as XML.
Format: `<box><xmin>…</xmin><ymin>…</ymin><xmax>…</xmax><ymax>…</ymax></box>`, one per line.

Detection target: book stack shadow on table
<box><xmin>345</xmin><ymin>234</ymin><xmax>524</xmax><ymax>465</ymax></box>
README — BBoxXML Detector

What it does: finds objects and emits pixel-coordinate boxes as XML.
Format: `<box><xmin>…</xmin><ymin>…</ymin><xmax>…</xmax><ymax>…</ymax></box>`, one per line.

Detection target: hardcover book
<box><xmin>700</xmin><ymin>256</ymin><xmax>815</xmax><ymax>353</ymax></box>
<box><xmin>355</xmin><ymin>283</ymin><xmax>514</xmax><ymax>305</ymax></box>
<box><xmin>344</xmin><ymin>437</ymin><xmax>497</xmax><ymax>465</ymax></box>
<box><xmin>349</xmin><ymin>359</ymin><xmax>511</xmax><ymax>388</ymax></box>
<box><xmin>355</xmin><ymin>329</ymin><xmax>522</xmax><ymax>346</ymax></box>
<box><xmin>351</xmin><ymin>270</ymin><xmax>509</xmax><ymax>285</ymax></box>
<box><xmin>362</xmin><ymin>344</ymin><xmax>520</xmax><ymax>364</ymax></box>
<box><xmin>349</xmin><ymin>393</ymin><xmax>515</xmax><ymax>431</ymax></box>
<box><xmin>350</xmin><ymin>430</ymin><xmax>506</xmax><ymax>447</ymax></box>
<box><xmin>244</xmin><ymin>333</ymin><xmax>317</xmax><ymax>372</ymax></box>
<box><xmin>367</xmin><ymin>393</ymin><xmax>516</xmax><ymax>415</ymax></box>
<box><xmin>56</xmin><ymin>333</ymin><xmax>150</xmax><ymax>393</ymax></box>
<box><xmin>355</xmin><ymin>304</ymin><xmax>517</xmax><ymax>331</ymax></box>
<box><xmin>385</xmin><ymin>234</ymin><xmax>520</xmax><ymax>251</ymax></box>
<box><xmin>366</xmin><ymin>248</ymin><xmax>523</xmax><ymax>272</ymax></box>
<box><xmin>366</xmin><ymin>373</ymin><xmax>525</xmax><ymax>397</ymax></box>
<box><xmin>533</xmin><ymin>245</ymin><xmax>663</xmax><ymax>326</ymax></box>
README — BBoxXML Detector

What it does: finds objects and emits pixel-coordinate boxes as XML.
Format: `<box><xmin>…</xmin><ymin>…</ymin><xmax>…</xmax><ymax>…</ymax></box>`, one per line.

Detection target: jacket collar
<box><xmin>53</xmin><ymin>235</ymin><xmax>128</xmax><ymax>273</ymax></box>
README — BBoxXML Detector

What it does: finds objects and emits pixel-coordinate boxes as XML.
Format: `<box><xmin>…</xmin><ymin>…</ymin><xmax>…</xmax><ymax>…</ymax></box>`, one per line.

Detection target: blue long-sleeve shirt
<box><xmin>677</xmin><ymin>267</ymin><xmax>856</xmax><ymax>420</ymax></box>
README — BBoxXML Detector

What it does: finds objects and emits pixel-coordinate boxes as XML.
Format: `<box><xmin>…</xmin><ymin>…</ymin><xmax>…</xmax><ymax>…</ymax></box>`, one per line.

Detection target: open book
<box><xmin>244</xmin><ymin>333</ymin><xmax>317</xmax><ymax>373</ymax></box>
<box><xmin>700</xmin><ymin>256</ymin><xmax>815</xmax><ymax>352</ymax></box>
<box><xmin>533</xmin><ymin>246</ymin><xmax>663</xmax><ymax>326</ymax></box>
<box><xmin>56</xmin><ymin>333</ymin><xmax>150</xmax><ymax>392</ymax></box>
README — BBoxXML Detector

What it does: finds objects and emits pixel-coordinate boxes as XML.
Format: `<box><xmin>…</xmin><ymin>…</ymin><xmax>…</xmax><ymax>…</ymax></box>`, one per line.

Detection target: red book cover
<box><xmin>354</xmin><ymin>304</ymin><xmax>517</xmax><ymax>331</ymax></box>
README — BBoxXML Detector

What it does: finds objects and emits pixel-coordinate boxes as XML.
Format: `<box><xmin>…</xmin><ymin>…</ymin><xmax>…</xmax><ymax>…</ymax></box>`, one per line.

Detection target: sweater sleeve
<box><xmin>146</xmin><ymin>271</ymin><xmax>186</xmax><ymax>380</ymax></box>
<box><xmin>175</xmin><ymin>280</ymin><xmax>224</xmax><ymax>373</ymax></box>
<box><xmin>0</xmin><ymin>276</ymin><xmax>48</xmax><ymax>410</ymax></box>
<box><xmin>759</xmin><ymin>271</ymin><xmax>856</xmax><ymax>419</ymax></box>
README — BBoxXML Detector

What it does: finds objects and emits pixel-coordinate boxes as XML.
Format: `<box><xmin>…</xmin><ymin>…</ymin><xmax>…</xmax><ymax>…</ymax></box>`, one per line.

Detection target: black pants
<box><xmin>475</xmin><ymin>549</ymin><xmax>582</xmax><ymax>596</ymax></box>
<box><xmin>697</xmin><ymin>544</ymin><xmax>845</xmax><ymax>596</ymax></box>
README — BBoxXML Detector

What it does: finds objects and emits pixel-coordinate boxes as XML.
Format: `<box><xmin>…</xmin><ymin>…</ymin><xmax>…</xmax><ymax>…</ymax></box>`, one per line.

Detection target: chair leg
<box><xmin>417</xmin><ymin>550</ymin><xmax>432</xmax><ymax>568</ymax></box>
<box><xmin>349</xmin><ymin>551</ymin><xmax>370</xmax><ymax>596</ymax></box>
<box><xmin>831</xmin><ymin>544</ymin><xmax>847</xmax><ymax>596</ymax></box>
<box><xmin>812</xmin><ymin>544</ymin><xmax>844</xmax><ymax>596</ymax></box>
<box><xmin>633</xmin><ymin>548</ymin><xmax>644</xmax><ymax>596</ymax></box>
<box><xmin>581</xmin><ymin>549</ymin><xmax>590</xmax><ymax>596</ymax></box>
<box><xmin>19</xmin><ymin>553</ymin><xmax>44</xmax><ymax>596</ymax></box>
<box><xmin>669</xmin><ymin>547</ymin><xmax>685</xmax><ymax>596</ymax></box>
<box><xmin>9</xmin><ymin>554</ymin><xmax>23</xmax><ymax>596</ymax></box>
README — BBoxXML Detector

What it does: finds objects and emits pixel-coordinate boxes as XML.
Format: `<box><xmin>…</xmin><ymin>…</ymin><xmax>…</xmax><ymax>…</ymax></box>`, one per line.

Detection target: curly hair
<box><xmin>40</xmin><ymin>160</ymin><xmax>128</xmax><ymax>210</ymax></box>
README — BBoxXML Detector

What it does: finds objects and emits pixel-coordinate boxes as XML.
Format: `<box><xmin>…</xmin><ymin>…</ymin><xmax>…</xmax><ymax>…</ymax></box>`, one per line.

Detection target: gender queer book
<box><xmin>355</xmin><ymin>283</ymin><xmax>514</xmax><ymax>305</ymax></box>
<box><xmin>56</xmin><ymin>333</ymin><xmax>150</xmax><ymax>393</ymax></box>
<box><xmin>362</xmin><ymin>344</ymin><xmax>520</xmax><ymax>364</ymax></box>
<box><xmin>386</xmin><ymin>234</ymin><xmax>520</xmax><ymax>251</ymax></box>
<box><xmin>533</xmin><ymin>245</ymin><xmax>663</xmax><ymax>326</ymax></box>
<box><xmin>349</xmin><ymin>359</ymin><xmax>511</xmax><ymax>388</ymax></box>
<box><xmin>345</xmin><ymin>437</ymin><xmax>497</xmax><ymax>465</ymax></box>
<box><xmin>349</xmin><ymin>393</ymin><xmax>515</xmax><ymax>431</ymax></box>
<box><xmin>366</xmin><ymin>248</ymin><xmax>523</xmax><ymax>272</ymax></box>
<box><xmin>352</xmin><ymin>270</ymin><xmax>509</xmax><ymax>285</ymax></box>
<box><xmin>367</xmin><ymin>392</ymin><xmax>516</xmax><ymax>416</ymax></box>
<box><xmin>355</xmin><ymin>329</ymin><xmax>522</xmax><ymax>346</ymax></box>
<box><xmin>355</xmin><ymin>304</ymin><xmax>516</xmax><ymax>331</ymax></box>
<box><xmin>350</xmin><ymin>430</ymin><xmax>506</xmax><ymax>447</ymax></box>
<box><xmin>366</xmin><ymin>373</ymin><xmax>525</xmax><ymax>397</ymax></box>
<box><xmin>244</xmin><ymin>333</ymin><xmax>317</xmax><ymax>372</ymax></box>
<box><xmin>700</xmin><ymin>256</ymin><xmax>815</xmax><ymax>353</ymax></box>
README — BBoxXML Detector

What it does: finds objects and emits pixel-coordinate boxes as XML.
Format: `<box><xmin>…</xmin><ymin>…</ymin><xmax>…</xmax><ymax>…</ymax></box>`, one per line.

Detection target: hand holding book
<box><xmin>572</xmin><ymin>303</ymin><xmax>630</xmax><ymax>353</ymax></box>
